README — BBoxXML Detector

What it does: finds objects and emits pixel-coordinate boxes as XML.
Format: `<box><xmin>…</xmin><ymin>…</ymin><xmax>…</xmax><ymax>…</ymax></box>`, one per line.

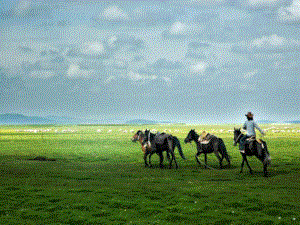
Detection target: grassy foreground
<box><xmin>0</xmin><ymin>124</ymin><xmax>300</xmax><ymax>225</ymax></box>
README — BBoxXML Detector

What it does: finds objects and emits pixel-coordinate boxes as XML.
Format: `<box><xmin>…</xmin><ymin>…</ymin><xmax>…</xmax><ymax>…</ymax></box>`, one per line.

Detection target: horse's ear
<box><xmin>234</xmin><ymin>127</ymin><xmax>235</xmax><ymax>130</ymax></box>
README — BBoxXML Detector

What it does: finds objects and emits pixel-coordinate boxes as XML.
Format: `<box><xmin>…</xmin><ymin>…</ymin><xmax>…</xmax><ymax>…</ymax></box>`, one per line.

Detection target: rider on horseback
<box><xmin>240</xmin><ymin>112</ymin><xmax>265</xmax><ymax>155</ymax></box>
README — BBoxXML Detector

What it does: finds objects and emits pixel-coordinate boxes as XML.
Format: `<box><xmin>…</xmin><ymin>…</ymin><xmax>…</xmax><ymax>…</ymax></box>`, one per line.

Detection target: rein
<box><xmin>235</xmin><ymin>133</ymin><xmax>243</xmax><ymax>144</ymax></box>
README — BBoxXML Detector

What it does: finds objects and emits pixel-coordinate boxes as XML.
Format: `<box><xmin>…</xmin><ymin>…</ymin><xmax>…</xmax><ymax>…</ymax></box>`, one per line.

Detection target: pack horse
<box><xmin>184</xmin><ymin>129</ymin><xmax>231</xmax><ymax>169</ymax></box>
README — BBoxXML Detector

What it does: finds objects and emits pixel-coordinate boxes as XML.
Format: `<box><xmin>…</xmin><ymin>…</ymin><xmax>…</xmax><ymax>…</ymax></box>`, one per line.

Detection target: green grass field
<box><xmin>0</xmin><ymin>124</ymin><xmax>300</xmax><ymax>225</ymax></box>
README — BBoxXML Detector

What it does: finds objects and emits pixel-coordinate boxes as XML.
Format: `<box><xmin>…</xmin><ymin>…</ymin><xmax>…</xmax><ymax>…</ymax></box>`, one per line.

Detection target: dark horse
<box><xmin>184</xmin><ymin>129</ymin><xmax>231</xmax><ymax>169</ymax></box>
<box><xmin>233</xmin><ymin>128</ymin><xmax>271</xmax><ymax>176</ymax></box>
<box><xmin>132</xmin><ymin>130</ymin><xmax>170</xmax><ymax>167</ymax></box>
<box><xmin>143</xmin><ymin>129</ymin><xmax>186</xmax><ymax>169</ymax></box>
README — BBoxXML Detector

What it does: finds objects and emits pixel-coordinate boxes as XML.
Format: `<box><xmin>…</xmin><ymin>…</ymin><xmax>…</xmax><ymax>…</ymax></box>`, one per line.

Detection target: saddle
<box><xmin>198</xmin><ymin>131</ymin><xmax>213</xmax><ymax>144</ymax></box>
<box><xmin>246</xmin><ymin>136</ymin><xmax>263</xmax><ymax>144</ymax></box>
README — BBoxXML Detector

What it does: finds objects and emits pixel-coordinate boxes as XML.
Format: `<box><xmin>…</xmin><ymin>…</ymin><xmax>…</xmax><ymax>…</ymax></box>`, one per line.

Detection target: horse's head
<box><xmin>132</xmin><ymin>130</ymin><xmax>143</xmax><ymax>143</ymax></box>
<box><xmin>233</xmin><ymin>128</ymin><xmax>242</xmax><ymax>146</ymax></box>
<box><xmin>184</xmin><ymin>129</ymin><xmax>196</xmax><ymax>143</ymax></box>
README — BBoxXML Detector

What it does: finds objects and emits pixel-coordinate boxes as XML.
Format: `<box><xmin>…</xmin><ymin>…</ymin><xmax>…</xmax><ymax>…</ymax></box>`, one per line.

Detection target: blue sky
<box><xmin>0</xmin><ymin>0</ymin><xmax>299</xmax><ymax>123</ymax></box>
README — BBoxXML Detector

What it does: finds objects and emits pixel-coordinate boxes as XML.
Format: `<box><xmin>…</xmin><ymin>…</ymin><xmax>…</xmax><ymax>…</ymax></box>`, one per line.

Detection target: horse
<box><xmin>132</xmin><ymin>130</ymin><xmax>170</xmax><ymax>167</ymax></box>
<box><xmin>184</xmin><ymin>129</ymin><xmax>231</xmax><ymax>169</ymax></box>
<box><xmin>233</xmin><ymin>128</ymin><xmax>271</xmax><ymax>176</ymax></box>
<box><xmin>143</xmin><ymin>129</ymin><xmax>186</xmax><ymax>169</ymax></box>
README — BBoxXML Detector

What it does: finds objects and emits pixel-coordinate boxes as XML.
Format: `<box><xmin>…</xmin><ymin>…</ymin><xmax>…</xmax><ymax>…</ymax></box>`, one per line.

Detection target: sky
<box><xmin>0</xmin><ymin>0</ymin><xmax>299</xmax><ymax>124</ymax></box>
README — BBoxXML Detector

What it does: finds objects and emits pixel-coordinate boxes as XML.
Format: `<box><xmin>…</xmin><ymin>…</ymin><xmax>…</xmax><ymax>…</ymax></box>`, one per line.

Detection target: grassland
<box><xmin>0</xmin><ymin>124</ymin><xmax>300</xmax><ymax>225</ymax></box>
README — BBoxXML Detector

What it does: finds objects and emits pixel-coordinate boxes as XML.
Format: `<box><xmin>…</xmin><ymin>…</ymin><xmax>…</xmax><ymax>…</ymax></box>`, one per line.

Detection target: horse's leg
<box><xmin>168</xmin><ymin>140</ymin><xmax>178</xmax><ymax>169</ymax></box>
<box><xmin>170</xmin><ymin>151</ymin><xmax>178</xmax><ymax>169</ymax></box>
<box><xmin>195</xmin><ymin>151</ymin><xmax>202</xmax><ymax>166</ymax></box>
<box><xmin>214</xmin><ymin>151</ymin><xmax>223</xmax><ymax>169</ymax></box>
<box><xmin>240</xmin><ymin>155</ymin><xmax>245</xmax><ymax>173</ymax></box>
<box><xmin>166</xmin><ymin>152</ymin><xmax>171</xmax><ymax>162</ymax></box>
<box><xmin>144</xmin><ymin>151</ymin><xmax>150</xmax><ymax>167</ymax></box>
<box><xmin>169</xmin><ymin>151</ymin><xmax>176</xmax><ymax>169</ymax></box>
<box><xmin>148</xmin><ymin>152</ymin><xmax>154</xmax><ymax>167</ymax></box>
<box><xmin>158</xmin><ymin>151</ymin><xmax>164</xmax><ymax>169</ymax></box>
<box><xmin>204</xmin><ymin>153</ymin><xmax>209</xmax><ymax>169</ymax></box>
<box><xmin>244</xmin><ymin>155</ymin><xmax>253</xmax><ymax>174</ymax></box>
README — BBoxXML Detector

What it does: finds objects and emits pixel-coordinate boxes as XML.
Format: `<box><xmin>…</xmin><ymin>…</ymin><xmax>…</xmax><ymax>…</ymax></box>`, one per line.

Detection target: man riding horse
<box><xmin>240</xmin><ymin>112</ymin><xmax>265</xmax><ymax>156</ymax></box>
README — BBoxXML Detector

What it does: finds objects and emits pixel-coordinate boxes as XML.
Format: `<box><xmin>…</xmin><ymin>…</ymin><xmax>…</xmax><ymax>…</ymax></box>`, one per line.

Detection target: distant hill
<box><xmin>284</xmin><ymin>120</ymin><xmax>300</xmax><ymax>124</ymax></box>
<box><xmin>0</xmin><ymin>113</ymin><xmax>130</xmax><ymax>125</ymax></box>
<box><xmin>0</xmin><ymin>113</ymin><xmax>51</xmax><ymax>125</ymax></box>
<box><xmin>125</xmin><ymin>119</ymin><xmax>170</xmax><ymax>125</ymax></box>
<box><xmin>0</xmin><ymin>113</ymin><xmax>104</xmax><ymax>125</ymax></box>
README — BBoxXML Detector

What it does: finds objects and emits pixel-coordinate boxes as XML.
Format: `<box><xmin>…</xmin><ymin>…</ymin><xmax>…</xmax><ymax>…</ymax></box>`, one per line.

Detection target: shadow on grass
<box><xmin>237</xmin><ymin>168</ymin><xmax>290</xmax><ymax>178</ymax></box>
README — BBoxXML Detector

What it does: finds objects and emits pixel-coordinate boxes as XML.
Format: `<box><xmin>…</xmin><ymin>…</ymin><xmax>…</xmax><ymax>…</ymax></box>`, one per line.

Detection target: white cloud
<box><xmin>183</xmin><ymin>0</ymin><xmax>225</xmax><ymax>6</ymax></box>
<box><xmin>253</xmin><ymin>34</ymin><xmax>285</xmax><ymax>47</ymax></box>
<box><xmin>244</xmin><ymin>69</ymin><xmax>258</xmax><ymax>78</ymax></box>
<box><xmin>127</xmin><ymin>71</ymin><xmax>157</xmax><ymax>82</ymax></box>
<box><xmin>67</xmin><ymin>63</ymin><xmax>95</xmax><ymax>79</ymax></box>
<box><xmin>232</xmin><ymin>34</ymin><xmax>300</xmax><ymax>53</ymax></box>
<box><xmin>81</xmin><ymin>42</ymin><xmax>105</xmax><ymax>57</ymax></box>
<box><xmin>170</xmin><ymin>22</ymin><xmax>188</xmax><ymax>35</ymax></box>
<box><xmin>107</xmin><ymin>35</ymin><xmax>118</xmax><ymax>48</ymax></box>
<box><xmin>278</xmin><ymin>0</ymin><xmax>300</xmax><ymax>23</ymax></box>
<box><xmin>102</xmin><ymin>6</ymin><xmax>129</xmax><ymax>21</ymax></box>
<box><xmin>247</xmin><ymin>0</ymin><xmax>284</xmax><ymax>8</ymax></box>
<box><xmin>190</xmin><ymin>61</ymin><xmax>208</xmax><ymax>74</ymax></box>
<box><xmin>14</xmin><ymin>0</ymin><xmax>31</xmax><ymax>17</ymax></box>
<box><xmin>164</xmin><ymin>21</ymin><xmax>202</xmax><ymax>38</ymax></box>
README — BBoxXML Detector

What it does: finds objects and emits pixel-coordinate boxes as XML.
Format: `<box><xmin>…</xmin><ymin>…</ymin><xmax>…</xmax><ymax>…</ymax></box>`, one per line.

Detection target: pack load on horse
<box><xmin>143</xmin><ymin>129</ymin><xmax>186</xmax><ymax>169</ymax></box>
<box><xmin>184</xmin><ymin>129</ymin><xmax>231</xmax><ymax>169</ymax></box>
<box><xmin>233</xmin><ymin>112</ymin><xmax>271</xmax><ymax>176</ymax></box>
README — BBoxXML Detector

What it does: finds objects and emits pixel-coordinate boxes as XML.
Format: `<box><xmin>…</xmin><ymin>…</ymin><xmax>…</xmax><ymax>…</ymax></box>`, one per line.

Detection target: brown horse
<box><xmin>132</xmin><ymin>130</ymin><xmax>170</xmax><ymax>167</ymax></box>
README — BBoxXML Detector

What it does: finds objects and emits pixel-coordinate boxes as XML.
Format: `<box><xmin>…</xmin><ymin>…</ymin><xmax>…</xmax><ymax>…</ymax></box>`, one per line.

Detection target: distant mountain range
<box><xmin>0</xmin><ymin>113</ymin><xmax>102</xmax><ymax>125</ymax></box>
<box><xmin>257</xmin><ymin>120</ymin><xmax>277</xmax><ymax>124</ymax></box>
<box><xmin>257</xmin><ymin>120</ymin><xmax>300</xmax><ymax>124</ymax></box>
<box><xmin>0</xmin><ymin>113</ymin><xmax>299</xmax><ymax>125</ymax></box>
<box><xmin>284</xmin><ymin>120</ymin><xmax>300</xmax><ymax>124</ymax></box>
<box><xmin>0</xmin><ymin>113</ymin><xmax>170</xmax><ymax>125</ymax></box>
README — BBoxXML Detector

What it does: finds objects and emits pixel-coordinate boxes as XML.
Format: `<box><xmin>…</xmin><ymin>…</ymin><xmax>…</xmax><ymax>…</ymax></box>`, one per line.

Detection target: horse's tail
<box><xmin>173</xmin><ymin>136</ymin><xmax>186</xmax><ymax>160</ymax></box>
<box><xmin>219</xmin><ymin>138</ymin><xmax>230</xmax><ymax>163</ymax></box>
<box><xmin>261</xmin><ymin>141</ymin><xmax>271</xmax><ymax>165</ymax></box>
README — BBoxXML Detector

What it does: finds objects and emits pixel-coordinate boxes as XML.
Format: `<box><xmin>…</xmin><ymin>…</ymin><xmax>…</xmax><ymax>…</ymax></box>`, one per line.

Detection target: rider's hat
<box><xmin>245</xmin><ymin>112</ymin><xmax>254</xmax><ymax>118</ymax></box>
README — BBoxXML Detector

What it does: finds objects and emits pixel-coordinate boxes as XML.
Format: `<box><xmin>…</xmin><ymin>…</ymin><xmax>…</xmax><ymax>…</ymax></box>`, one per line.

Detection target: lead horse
<box><xmin>132</xmin><ymin>130</ymin><xmax>170</xmax><ymax>167</ymax></box>
<box><xmin>233</xmin><ymin>128</ymin><xmax>271</xmax><ymax>176</ymax></box>
<box><xmin>184</xmin><ymin>129</ymin><xmax>231</xmax><ymax>169</ymax></box>
<box><xmin>143</xmin><ymin>129</ymin><xmax>186</xmax><ymax>169</ymax></box>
